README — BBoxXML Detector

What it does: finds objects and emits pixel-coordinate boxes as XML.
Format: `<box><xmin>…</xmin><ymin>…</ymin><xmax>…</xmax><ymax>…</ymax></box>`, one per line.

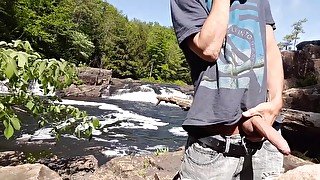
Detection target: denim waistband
<box><xmin>188</xmin><ymin>134</ymin><xmax>264</xmax><ymax>157</ymax></box>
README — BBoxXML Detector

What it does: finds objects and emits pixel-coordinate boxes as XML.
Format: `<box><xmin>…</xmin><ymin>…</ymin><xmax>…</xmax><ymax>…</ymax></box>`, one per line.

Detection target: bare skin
<box><xmin>241</xmin><ymin>115</ymin><xmax>291</xmax><ymax>155</ymax></box>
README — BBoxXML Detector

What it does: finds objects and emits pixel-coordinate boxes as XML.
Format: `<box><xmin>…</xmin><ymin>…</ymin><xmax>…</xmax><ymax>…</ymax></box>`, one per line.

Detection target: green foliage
<box><xmin>296</xmin><ymin>73</ymin><xmax>318</xmax><ymax>87</ymax></box>
<box><xmin>26</xmin><ymin>150</ymin><xmax>53</xmax><ymax>164</ymax></box>
<box><xmin>154</xmin><ymin>146</ymin><xmax>169</xmax><ymax>156</ymax></box>
<box><xmin>0</xmin><ymin>40</ymin><xmax>100</xmax><ymax>139</ymax></box>
<box><xmin>0</xmin><ymin>0</ymin><xmax>192</xmax><ymax>84</ymax></box>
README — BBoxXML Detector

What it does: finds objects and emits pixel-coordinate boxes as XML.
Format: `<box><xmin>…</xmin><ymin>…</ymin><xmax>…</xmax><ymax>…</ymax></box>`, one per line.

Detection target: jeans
<box><xmin>175</xmin><ymin>134</ymin><xmax>284</xmax><ymax>180</ymax></box>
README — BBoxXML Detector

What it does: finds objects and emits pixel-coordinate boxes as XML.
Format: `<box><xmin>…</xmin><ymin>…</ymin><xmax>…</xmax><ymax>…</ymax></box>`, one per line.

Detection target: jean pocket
<box><xmin>185</xmin><ymin>143</ymin><xmax>221</xmax><ymax>166</ymax></box>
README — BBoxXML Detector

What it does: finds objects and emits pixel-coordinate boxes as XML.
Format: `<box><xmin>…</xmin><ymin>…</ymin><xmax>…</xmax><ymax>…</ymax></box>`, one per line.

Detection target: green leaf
<box><xmin>0</xmin><ymin>41</ymin><xmax>7</xmax><ymax>46</ymax></box>
<box><xmin>55</xmin><ymin>106</ymin><xmax>61</xmax><ymax>113</ymax></box>
<box><xmin>23</xmin><ymin>41</ymin><xmax>33</xmax><ymax>52</ymax></box>
<box><xmin>13</xmin><ymin>40</ymin><xmax>23</xmax><ymax>48</ymax></box>
<box><xmin>26</xmin><ymin>101</ymin><xmax>35</xmax><ymax>110</ymax></box>
<box><xmin>39</xmin><ymin>61</ymin><xmax>46</xmax><ymax>74</ymax></box>
<box><xmin>4</xmin><ymin>123</ymin><xmax>14</xmax><ymax>139</ymax></box>
<box><xmin>0</xmin><ymin>103</ymin><xmax>4</xmax><ymax>110</ymax></box>
<box><xmin>17</xmin><ymin>52</ymin><xmax>28</xmax><ymax>68</ymax></box>
<box><xmin>3</xmin><ymin>119</ymin><xmax>9</xmax><ymax>128</ymax></box>
<box><xmin>10</xmin><ymin>117</ymin><xmax>21</xmax><ymax>130</ymax></box>
<box><xmin>5</xmin><ymin>57</ymin><xmax>18</xmax><ymax>79</ymax></box>
<box><xmin>92</xmin><ymin>118</ymin><xmax>100</xmax><ymax>128</ymax></box>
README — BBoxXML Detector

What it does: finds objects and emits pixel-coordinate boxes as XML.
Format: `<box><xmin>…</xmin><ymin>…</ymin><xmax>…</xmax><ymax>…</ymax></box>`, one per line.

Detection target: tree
<box><xmin>0</xmin><ymin>40</ymin><xmax>99</xmax><ymax>139</ymax></box>
<box><xmin>281</xmin><ymin>35</ymin><xmax>294</xmax><ymax>50</ymax></box>
<box><xmin>0</xmin><ymin>0</ymin><xmax>192</xmax><ymax>84</ymax></box>
<box><xmin>283</xmin><ymin>18</ymin><xmax>308</xmax><ymax>50</ymax></box>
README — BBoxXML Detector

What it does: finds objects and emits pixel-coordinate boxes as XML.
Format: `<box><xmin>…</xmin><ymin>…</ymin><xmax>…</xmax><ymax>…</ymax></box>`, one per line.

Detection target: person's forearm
<box><xmin>266</xmin><ymin>26</ymin><xmax>284</xmax><ymax>115</ymax></box>
<box><xmin>189</xmin><ymin>0</ymin><xmax>230</xmax><ymax>62</ymax></box>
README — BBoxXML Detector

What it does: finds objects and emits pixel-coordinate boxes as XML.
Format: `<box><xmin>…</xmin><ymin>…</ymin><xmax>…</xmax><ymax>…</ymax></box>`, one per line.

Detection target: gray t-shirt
<box><xmin>171</xmin><ymin>0</ymin><xmax>279</xmax><ymax>127</ymax></box>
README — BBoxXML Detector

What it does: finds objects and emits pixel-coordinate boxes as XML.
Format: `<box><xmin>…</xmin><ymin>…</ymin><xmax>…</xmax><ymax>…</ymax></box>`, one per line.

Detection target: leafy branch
<box><xmin>0</xmin><ymin>40</ymin><xmax>99</xmax><ymax>139</ymax></box>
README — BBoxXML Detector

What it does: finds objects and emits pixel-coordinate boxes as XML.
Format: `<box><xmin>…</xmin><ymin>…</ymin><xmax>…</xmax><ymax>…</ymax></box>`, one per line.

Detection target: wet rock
<box><xmin>63</xmin><ymin>67</ymin><xmax>112</xmax><ymax>97</ymax></box>
<box><xmin>63</xmin><ymin>84</ymin><xmax>109</xmax><ymax>97</ymax></box>
<box><xmin>0</xmin><ymin>151</ymin><xmax>25</xmax><ymax>166</ymax></box>
<box><xmin>77</xmin><ymin>67</ymin><xmax>112</xmax><ymax>85</ymax></box>
<box><xmin>278</xmin><ymin>164</ymin><xmax>320</xmax><ymax>180</ymax></box>
<box><xmin>37</xmin><ymin>155</ymin><xmax>98</xmax><ymax>180</ymax></box>
<box><xmin>0</xmin><ymin>163</ymin><xmax>62</xmax><ymax>180</ymax></box>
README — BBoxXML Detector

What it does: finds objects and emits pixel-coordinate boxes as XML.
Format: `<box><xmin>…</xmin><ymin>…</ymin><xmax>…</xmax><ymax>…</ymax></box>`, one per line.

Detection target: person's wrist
<box><xmin>270</xmin><ymin>99</ymin><xmax>283</xmax><ymax>115</ymax></box>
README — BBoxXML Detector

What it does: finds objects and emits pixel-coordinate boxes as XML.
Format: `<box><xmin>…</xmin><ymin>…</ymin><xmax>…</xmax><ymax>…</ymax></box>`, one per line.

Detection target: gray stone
<box><xmin>278</xmin><ymin>164</ymin><xmax>320</xmax><ymax>180</ymax></box>
<box><xmin>0</xmin><ymin>163</ymin><xmax>61</xmax><ymax>180</ymax></box>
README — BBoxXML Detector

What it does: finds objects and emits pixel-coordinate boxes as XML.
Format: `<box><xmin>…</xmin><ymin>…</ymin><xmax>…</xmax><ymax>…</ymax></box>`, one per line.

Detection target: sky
<box><xmin>106</xmin><ymin>0</ymin><xmax>319</xmax><ymax>44</ymax></box>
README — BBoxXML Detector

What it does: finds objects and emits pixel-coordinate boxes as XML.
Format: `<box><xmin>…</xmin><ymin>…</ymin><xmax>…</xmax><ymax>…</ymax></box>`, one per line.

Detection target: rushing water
<box><xmin>0</xmin><ymin>84</ymin><xmax>189</xmax><ymax>164</ymax></box>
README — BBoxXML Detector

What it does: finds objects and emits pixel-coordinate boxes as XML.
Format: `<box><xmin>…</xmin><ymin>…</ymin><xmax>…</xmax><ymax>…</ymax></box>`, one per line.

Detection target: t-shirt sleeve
<box><xmin>170</xmin><ymin>0</ymin><xmax>208</xmax><ymax>45</ymax></box>
<box><xmin>263</xmin><ymin>0</ymin><xmax>276</xmax><ymax>30</ymax></box>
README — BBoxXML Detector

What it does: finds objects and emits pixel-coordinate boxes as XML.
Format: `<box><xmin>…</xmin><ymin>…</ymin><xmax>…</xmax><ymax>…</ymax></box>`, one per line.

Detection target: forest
<box><xmin>0</xmin><ymin>0</ymin><xmax>191</xmax><ymax>84</ymax></box>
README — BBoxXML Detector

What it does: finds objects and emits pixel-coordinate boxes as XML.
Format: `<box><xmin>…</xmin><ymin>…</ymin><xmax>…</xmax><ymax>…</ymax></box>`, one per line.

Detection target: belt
<box><xmin>190</xmin><ymin>135</ymin><xmax>263</xmax><ymax>157</ymax></box>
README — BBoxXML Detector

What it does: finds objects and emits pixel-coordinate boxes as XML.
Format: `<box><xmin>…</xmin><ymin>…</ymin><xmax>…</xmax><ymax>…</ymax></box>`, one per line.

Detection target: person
<box><xmin>170</xmin><ymin>0</ymin><xmax>287</xmax><ymax>179</ymax></box>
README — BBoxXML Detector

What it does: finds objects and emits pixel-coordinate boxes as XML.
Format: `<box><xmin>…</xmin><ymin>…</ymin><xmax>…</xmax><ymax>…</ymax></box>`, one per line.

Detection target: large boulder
<box><xmin>0</xmin><ymin>163</ymin><xmax>61</xmax><ymax>180</ymax></box>
<box><xmin>296</xmin><ymin>40</ymin><xmax>320</xmax><ymax>51</ymax></box>
<box><xmin>91</xmin><ymin>150</ymin><xmax>184</xmax><ymax>180</ymax></box>
<box><xmin>77</xmin><ymin>67</ymin><xmax>112</xmax><ymax>85</ymax></box>
<box><xmin>0</xmin><ymin>151</ymin><xmax>25</xmax><ymax>166</ymax></box>
<box><xmin>63</xmin><ymin>67</ymin><xmax>112</xmax><ymax>97</ymax></box>
<box><xmin>283</xmin><ymin>155</ymin><xmax>314</xmax><ymax>172</ymax></box>
<box><xmin>282</xmin><ymin>41</ymin><xmax>320</xmax><ymax>88</ymax></box>
<box><xmin>36</xmin><ymin>155</ymin><xmax>98</xmax><ymax>179</ymax></box>
<box><xmin>278</xmin><ymin>164</ymin><xmax>320</xmax><ymax>180</ymax></box>
<box><xmin>283</xmin><ymin>85</ymin><xmax>320</xmax><ymax>113</ymax></box>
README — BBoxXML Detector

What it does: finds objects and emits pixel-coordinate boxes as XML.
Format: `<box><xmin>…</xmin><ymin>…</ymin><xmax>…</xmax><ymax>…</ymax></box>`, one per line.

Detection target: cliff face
<box><xmin>282</xmin><ymin>43</ymin><xmax>320</xmax><ymax>89</ymax></box>
<box><xmin>280</xmin><ymin>41</ymin><xmax>320</xmax><ymax>164</ymax></box>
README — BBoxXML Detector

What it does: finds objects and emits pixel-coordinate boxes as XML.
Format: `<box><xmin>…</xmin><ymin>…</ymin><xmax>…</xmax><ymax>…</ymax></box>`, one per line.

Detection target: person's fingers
<box><xmin>251</xmin><ymin>118</ymin><xmax>291</xmax><ymax>155</ymax></box>
<box><xmin>242</xmin><ymin>103</ymin><xmax>267</xmax><ymax>117</ymax></box>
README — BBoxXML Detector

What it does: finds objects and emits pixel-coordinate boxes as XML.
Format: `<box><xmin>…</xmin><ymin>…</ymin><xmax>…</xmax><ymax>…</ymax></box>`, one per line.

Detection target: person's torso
<box><xmin>183</xmin><ymin>0</ymin><xmax>269</xmax><ymax>127</ymax></box>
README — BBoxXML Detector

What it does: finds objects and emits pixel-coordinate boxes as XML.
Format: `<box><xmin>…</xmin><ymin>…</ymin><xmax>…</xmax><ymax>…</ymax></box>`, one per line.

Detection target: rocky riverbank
<box><xmin>0</xmin><ymin>149</ymin><xmax>318</xmax><ymax>180</ymax></box>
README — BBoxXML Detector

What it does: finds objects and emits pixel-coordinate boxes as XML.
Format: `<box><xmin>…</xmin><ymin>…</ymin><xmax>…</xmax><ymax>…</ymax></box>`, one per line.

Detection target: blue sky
<box><xmin>106</xmin><ymin>0</ymin><xmax>320</xmax><ymax>43</ymax></box>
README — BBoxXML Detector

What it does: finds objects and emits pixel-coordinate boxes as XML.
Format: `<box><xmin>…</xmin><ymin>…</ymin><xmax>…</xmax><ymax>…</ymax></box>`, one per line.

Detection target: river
<box><xmin>0</xmin><ymin>84</ymin><xmax>189</xmax><ymax>164</ymax></box>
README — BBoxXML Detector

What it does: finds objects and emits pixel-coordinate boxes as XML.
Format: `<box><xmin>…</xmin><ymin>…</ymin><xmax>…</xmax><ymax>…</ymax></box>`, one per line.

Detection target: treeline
<box><xmin>0</xmin><ymin>0</ymin><xmax>191</xmax><ymax>84</ymax></box>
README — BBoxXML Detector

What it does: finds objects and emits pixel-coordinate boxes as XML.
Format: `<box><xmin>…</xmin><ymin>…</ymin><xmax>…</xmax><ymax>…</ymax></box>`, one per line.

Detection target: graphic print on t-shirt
<box><xmin>200</xmin><ymin>0</ymin><xmax>265</xmax><ymax>91</ymax></box>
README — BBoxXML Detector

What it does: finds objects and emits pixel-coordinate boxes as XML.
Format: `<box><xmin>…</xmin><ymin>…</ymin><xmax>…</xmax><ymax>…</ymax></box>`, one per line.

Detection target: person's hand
<box><xmin>242</xmin><ymin>101</ymin><xmax>282</xmax><ymax>126</ymax></box>
<box><xmin>240</xmin><ymin>115</ymin><xmax>291</xmax><ymax>155</ymax></box>
<box><xmin>241</xmin><ymin>116</ymin><xmax>264</xmax><ymax>142</ymax></box>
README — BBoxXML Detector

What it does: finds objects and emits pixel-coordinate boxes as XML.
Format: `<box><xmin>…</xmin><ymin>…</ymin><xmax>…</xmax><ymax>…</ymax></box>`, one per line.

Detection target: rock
<box><xmin>156</xmin><ymin>96</ymin><xmax>192</xmax><ymax>111</ymax></box>
<box><xmin>63</xmin><ymin>67</ymin><xmax>112</xmax><ymax>97</ymax></box>
<box><xmin>78</xmin><ymin>67</ymin><xmax>112</xmax><ymax>85</ymax></box>
<box><xmin>92</xmin><ymin>150</ymin><xmax>184</xmax><ymax>180</ymax></box>
<box><xmin>0</xmin><ymin>151</ymin><xmax>25</xmax><ymax>166</ymax></box>
<box><xmin>282</xmin><ymin>42</ymin><xmax>320</xmax><ymax>88</ymax></box>
<box><xmin>281</xmin><ymin>109</ymin><xmax>320</xmax><ymax>128</ymax></box>
<box><xmin>63</xmin><ymin>84</ymin><xmax>109</xmax><ymax>97</ymax></box>
<box><xmin>277</xmin><ymin>164</ymin><xmax>320</xmax><ymax>180</ymax></box>
<box><xmin>36</xmin><ymin>155</ymin><xmax>98</xmax><ymax>179</ymax></box>
<box><xmin>283</xmin><ymin>155</ymin><xmax>314</xmax><ymax>172</ymax></box>
<box><xmin>314</xmin><ymin>59</ymin><xmax>320</xmax><ymax>84</ymax></box>
<box><xmin>296</xmin><ymin>40</ymin><xmax>320</xmax><ymax>51</ymax></box>
<box><xmin>283</xmin><ymin>85</ymin><xmax>320</xmax><ymax>112</ymax></box>
<box><xmin>0</xmin><ymin>163</ymin><xmax>61</xmax><ymax>180</ymax></box>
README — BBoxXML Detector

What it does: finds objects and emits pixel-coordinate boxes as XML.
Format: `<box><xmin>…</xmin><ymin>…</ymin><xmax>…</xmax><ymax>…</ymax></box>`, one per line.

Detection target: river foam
<box><xmin>108</xmin><ymin>84</ymin><xmax>191</xmax><ymax>106</ymax></box>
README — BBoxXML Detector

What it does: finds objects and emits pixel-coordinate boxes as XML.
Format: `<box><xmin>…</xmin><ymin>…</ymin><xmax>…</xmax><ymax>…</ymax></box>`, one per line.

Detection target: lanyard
<box><xmin>205</xmin><ymin>0</ymin><xmax>213</xmax><ymax>12</ymax></box>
